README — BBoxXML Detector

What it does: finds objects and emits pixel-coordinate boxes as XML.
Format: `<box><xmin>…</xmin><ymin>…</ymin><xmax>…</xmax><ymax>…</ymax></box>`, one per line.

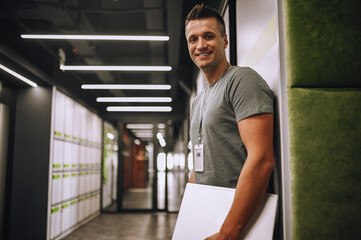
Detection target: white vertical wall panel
<box><xmin>50</xmin><ymin>205</ymin><xmax>62</xmax><ymax>239</ymax></box>
<box><xmin>70</xmin><ymin>200</ymin><xmax>78</xmax><ymax>227</ymax></box>
<box><xmin>64</xmin><ymin>97</ymin><xmax>74</xmax><ymax>140</ymax></box>
<box><xmin>53</xmin><ymin>140</ymin><xmax>63</xmax><ymax>170</ymax></box>
<box><xmin>79</xmin><ymin>106</ymin><xmax>87</xmax><ymax>143</ymax></box>
<box><xmin>85</xmin><ymin>172</ymin><xmax>91</xmax><ymax>193</ymax></box>
<box><xmin>96</xmin><ymin>171</ymin><xmax>101</xmax><ymax>190</ymax></box>
<box><xmin>79</xmin><ymin>145</ymin><xmax>86</xmax><ymax>169</ymax></box>
<box><xmin>63</xmin><ymin>142</ymin><xmax>72</xmax><ymax>169</ymax></box>
<box><xmin>62</xmin><ymin>172</ymin><xmax>72</xmax><ymax>201</ymax></box>
<box><xmin>78</xmin><ymin>197</ymin><xmax>85</xmax><ymax>222</ymax></box>
<box><xmin>72</xmin><ymin>102</ymin><xmax>81</xmax><ymax>142</ymax></box>
<box><xmin>71</xmin><ymin>144</ymin><xmax>79</xmax><ymax>169</ymax></box>
<box><xmin>79</xmin><ymin>172</ymin><xmax>86</xmax><ymax>195</ymax></box>
<box><xmin>61</xmin><ymin>202</ymin><xmax>71</xmax><ymax>232</ymax></box>
<box><xmin>70</xmin><ymin>173</ymin><xmax>78</xmax><ymax>199</ymax></box>
<box><xmin>54</xmin><ymin>91</ymin><xmax>65</xmax><ymax>139</ymax></box>
<box><xmin>49</xmin><ymin>89</ymin><xmax>102</xmax><ymax>240</ymax></box>
<box><xmin>95</xmin><ymin>192</ymin><xmax>100</xmax><ymax>212</ymax></box>
<box><xmin>51</xmin><ymin>174</ymin><xmax>62</xmax><ymax>204</ymax></box>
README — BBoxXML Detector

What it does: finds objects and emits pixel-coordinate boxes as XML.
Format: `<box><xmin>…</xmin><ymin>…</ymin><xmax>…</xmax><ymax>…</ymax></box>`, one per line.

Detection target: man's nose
<box><xmin>197</xmin><ymin>38</ymin><xmax>207</xmax><ymax>49</ymax></box>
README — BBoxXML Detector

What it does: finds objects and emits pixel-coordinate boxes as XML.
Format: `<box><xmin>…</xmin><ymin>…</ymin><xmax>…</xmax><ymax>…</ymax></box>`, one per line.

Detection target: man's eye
<box><xmin>189</xmin><ymin>38</ymin><xmax>196</xmax><ymax>43</ymax></box>
<box><xmin>206</xmin><ymin>35</ymin><xmax>214</xmax><ymax>39</ymax></box>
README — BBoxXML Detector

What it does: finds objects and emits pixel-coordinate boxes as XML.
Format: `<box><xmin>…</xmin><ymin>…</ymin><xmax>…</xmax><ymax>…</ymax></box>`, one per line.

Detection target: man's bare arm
<box><xmin>189</xmin><ymin>170</ymin><xmax>195</xmax><ymax>183</ymax></box>
<box><xmin>206</xmin><ymin>113</ymin><xmax>275</xmax><ymax>240</ymax></box>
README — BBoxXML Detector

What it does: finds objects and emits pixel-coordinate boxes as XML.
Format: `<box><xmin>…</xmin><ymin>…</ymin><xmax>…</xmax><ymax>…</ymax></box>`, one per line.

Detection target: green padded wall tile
<box><xmin>288</xmin><ymin>88</ymin><xmax>361</xmax><ymax>239</ymax></box>
<box><xmin>284</xmin><ymin>0</ymin><xmax>361</xmax><ymax>88</ymax></box>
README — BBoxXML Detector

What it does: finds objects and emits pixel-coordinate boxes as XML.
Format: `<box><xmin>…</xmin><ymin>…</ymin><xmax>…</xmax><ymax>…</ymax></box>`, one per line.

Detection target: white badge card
<box><xmin>194</xmin><ymin>144</ymin><xmax>204</xmax><ymax>172</ymax></box>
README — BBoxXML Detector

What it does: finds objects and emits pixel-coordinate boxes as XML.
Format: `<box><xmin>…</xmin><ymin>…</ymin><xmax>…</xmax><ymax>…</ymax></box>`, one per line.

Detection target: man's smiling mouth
<box><xmin>197</xmin><ymin>52</ymin><xmax>211</xmax><ymax>56</ymax></box>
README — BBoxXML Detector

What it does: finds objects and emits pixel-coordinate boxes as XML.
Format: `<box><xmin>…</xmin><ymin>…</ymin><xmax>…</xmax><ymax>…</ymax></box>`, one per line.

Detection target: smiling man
<box><xmin>185</xmin><ymin>4</ymin><xmax>275</xmax><ymax>240</ymax></box>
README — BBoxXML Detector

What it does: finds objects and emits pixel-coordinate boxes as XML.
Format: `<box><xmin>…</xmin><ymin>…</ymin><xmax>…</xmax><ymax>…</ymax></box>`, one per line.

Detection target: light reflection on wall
<box><xmin>157</xmin><ymin>152</ymin><xmax>166</xmax><ymax>171</ymax></box>
<box><xmin>187</xmin><ymin>152</ymin><xmax>193</xmax><ymax>171</ymax></box>
<box><xmin>167</xmin><ymin>153</ymin><xmax>174</xmax><ymax>170</ymax></box>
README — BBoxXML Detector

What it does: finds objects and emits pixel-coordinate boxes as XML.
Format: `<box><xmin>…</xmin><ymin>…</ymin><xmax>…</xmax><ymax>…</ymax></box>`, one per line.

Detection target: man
<box><xmin>185</xmin><ymin>4</ymin><xmax>275</xmax><ymax>240</ymax></box>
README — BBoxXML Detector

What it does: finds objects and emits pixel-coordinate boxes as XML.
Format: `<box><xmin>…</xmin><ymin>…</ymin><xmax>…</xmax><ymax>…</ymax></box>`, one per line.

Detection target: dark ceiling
<box><xmin>0</xmin><ymin>0</ymin><xmax>226</xmax><ymax>146</ymax></box>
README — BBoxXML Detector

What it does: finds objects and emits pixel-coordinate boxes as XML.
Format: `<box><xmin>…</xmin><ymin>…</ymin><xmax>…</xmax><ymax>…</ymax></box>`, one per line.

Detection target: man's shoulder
<box><xmin>229</xmin><ymin>66</ymin><xmax>261</xmax><ymax>78</ymax></box>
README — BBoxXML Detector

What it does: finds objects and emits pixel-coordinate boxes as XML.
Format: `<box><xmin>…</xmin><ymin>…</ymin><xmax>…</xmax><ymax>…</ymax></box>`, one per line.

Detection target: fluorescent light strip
<box><xmin>82</xmin><ymin>84</ymin><xmax>171</xmax><ymax>90</ymax></box>
<box><xmin>126</xmin><ymin>124</ymin><xmax>154</xmax><ymax>129</ymax></box>
<box><xmin>134</xmin><ymin>133</ymin><xmax>154</xmax><ymax>137</ymax></box>
<box><xmin>157</xmin><ymin>123</ymin><xmax>166</xmax><ymax>129</ymax></box>
<box><xmin>131</xmin><ymin>129</ymin><xmax>154</xmax><ymax>132</ymax></box>
<box><xmin>21</xmin><ymin>34</ymin><xmax>169</xmax><ymax>41</ymax></box>
<box><xmin>107</xmin><ymin>106</ymin><xmax>172</xmax><ymax>112</ymax></box>
<box><xmin>132</xmin><ymin>131</ymin><xmax>153</xmax><ymax>134</ymax></box>
<box><xmin>60</xmin><ymin>65</ymin><xmax>171</xmax><ymax>71</ymax></box>
<box><xmin>97</xmin><ymin>97</ymin><xmax>172</xmax><ymax>103</ymax></box>
<box><xmin>0</xmin><ymin>64</ymin><xmax>37</xmax><ymax>87</ymax></box>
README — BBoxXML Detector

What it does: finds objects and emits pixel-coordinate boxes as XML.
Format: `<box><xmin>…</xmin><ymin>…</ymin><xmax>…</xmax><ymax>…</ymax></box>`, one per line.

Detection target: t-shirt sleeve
<box><xmin>228</xmin><ymin>68</ymin><xmax>274</xmax><ymax>122</ymax></box>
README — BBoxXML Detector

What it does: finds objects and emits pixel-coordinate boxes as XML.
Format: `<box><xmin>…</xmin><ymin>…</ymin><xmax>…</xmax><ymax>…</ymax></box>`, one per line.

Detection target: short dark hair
<box><xmin>185</xmin><ymin>3</ymin><xmax>226</xmax><ymax>37</ymax></box>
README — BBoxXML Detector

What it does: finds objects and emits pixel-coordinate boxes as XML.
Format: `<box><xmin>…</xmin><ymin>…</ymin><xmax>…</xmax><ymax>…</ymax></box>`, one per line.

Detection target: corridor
<box><xmin>62</xmin><ymin>212</ymin><xmax>177</xmax><ymax>240</ymax></box>
<box><xmin>2</xmin><ymin>0</ymin><xmax>360</xmax><ymax>240</ymax></box>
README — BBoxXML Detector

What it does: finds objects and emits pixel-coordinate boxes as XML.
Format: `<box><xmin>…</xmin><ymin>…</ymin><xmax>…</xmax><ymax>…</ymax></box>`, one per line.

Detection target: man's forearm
<box><xmin>219</xmin><ymin>154</ymin><xmax>275</xmax><ymax>239</ymax></box>
<box><xmin>189</xmin><ymin>170</ymin><xmax>195</xmax><ymax>183</ymax></box>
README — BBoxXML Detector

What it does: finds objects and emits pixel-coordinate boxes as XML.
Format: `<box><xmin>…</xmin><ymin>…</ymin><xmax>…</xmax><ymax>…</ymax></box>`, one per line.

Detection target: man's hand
<box><xmin>205</xmin><ymin>232</ymin><xmax>219</xmax><ymax>240</ymax></box>
<box><xmin>205</xmin><ymin>231</ymin><xmax>241</xmax><ymax>240</ymax></box>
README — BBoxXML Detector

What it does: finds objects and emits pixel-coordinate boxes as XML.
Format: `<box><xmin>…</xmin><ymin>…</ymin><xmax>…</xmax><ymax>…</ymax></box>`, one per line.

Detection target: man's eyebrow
<box><xmin>188</xmin><ymin>31</ymin><xmax>215</xmax><ymax>38</ymax></box>
<box><xmin>187</xmin><ymin>34</ymin><xmax>196</xmax><ymax>40</ymax></box>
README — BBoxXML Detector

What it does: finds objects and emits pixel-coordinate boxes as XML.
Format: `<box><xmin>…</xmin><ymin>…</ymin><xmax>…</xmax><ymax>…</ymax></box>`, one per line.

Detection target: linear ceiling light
<box><xmin>107</xmin><ymin>106</ymin><xmax>172</xmax><ymax>112</ymax></box>
<box><xmin>157</xmin><ymin>123</ymin><xmax>166</xmax><ymax>129</ymax></box>
<box><xmin>82</xmin><ymin>84</ymin><xmax>171</xmax><ymax>90</ymax></box>
<box><xmin>134</xmin><ymin>133</ymin><xmax>154</xmax><ymax>137</ymax></box>
<box><xmin>21</xmin><ymin>34</ymin><xmax>169</xmax><ymax>41</ymax></box>
<box><xmin>97</xmin><ymin>97</ymin><xmax>172</xmax><ymax>103</ymax></box>
<box><xmin>126</xmin><ymin>124</ymin><xmax>154</xmax><ymax>129</ymax></box>
<box><xmin>60</xmin><ymin>65</ymin><xmax>171</xmax><ymax>71</ymax></box>
<box><xmin>131</xmin><ymin>130</ymin><xmax>164</xmax><ymax>136</ymax></box>
<box><xmin>131</xmin><ymin>130</ymin><xmax>153</xmax><ymax>134</ymax></box>
<box><xmin>0</xmin><ymin>64</ymin><xmax>37</xmax><ymax>87</ymax></box>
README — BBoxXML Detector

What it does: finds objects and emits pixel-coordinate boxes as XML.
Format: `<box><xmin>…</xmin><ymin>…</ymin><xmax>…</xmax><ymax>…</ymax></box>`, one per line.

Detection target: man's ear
<box><xmin>223</xmin><ymin>35</ymin><xmax>229</xmax><ymax>49</ymax></box>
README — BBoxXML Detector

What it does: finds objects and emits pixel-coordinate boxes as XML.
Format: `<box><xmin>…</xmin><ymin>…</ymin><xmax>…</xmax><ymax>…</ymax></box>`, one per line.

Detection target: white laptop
<box><xmin>172</xmin><ymin>183</ymin><xmax>278</xmax><ymax>240</ymax></box>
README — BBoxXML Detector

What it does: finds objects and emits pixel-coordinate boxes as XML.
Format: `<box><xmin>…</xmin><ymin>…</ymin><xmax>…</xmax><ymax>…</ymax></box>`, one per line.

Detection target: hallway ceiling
<box><xmin>0</xmin><ymin>0</ymin><xmax>225</xmax><ymax>145</ymax></box>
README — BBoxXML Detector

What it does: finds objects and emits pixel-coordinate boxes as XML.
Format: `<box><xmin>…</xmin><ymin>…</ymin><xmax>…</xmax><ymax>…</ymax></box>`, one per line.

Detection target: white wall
<box><xmin>236</xmin><ymin>0</ymin><xmax>291</xmax><ymax>239</ymax></box>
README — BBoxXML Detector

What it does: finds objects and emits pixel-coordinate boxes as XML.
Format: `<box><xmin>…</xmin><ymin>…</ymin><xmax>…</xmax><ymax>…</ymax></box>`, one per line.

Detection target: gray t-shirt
<box><xmin>190</xmin><ymin>66</ymin><xmax>274</xmax><ymax>188</ymax></box>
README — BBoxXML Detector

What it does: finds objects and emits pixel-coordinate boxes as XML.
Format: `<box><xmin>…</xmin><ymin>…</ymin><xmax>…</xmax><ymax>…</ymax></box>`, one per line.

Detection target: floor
<box><xmin>104</xmin><ymin>171</ymin><xmax>187</xmax><ymax>212</ymax></box>
<box><xmin>62</xmin><ymin>212</ymin><xmax>178</xmax><ymax>240</ymax></box>
<box><xmin>63</xmin><ymin>170</ymin><xmax>185</xmax><ymax>239</ymax></box>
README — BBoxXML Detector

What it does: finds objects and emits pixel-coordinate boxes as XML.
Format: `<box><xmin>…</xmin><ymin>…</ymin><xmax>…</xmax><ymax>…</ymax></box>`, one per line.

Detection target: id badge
<box><xmin>194</xmin><ymin>144</ymin><xmax>204</xmax><ymax>172</ymax></box>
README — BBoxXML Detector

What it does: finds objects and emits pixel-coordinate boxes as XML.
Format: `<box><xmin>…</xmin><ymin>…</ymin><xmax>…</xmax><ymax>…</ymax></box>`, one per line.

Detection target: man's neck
<box><xmin>203</xmin><ymin>61</ymin><xmax>229</xmax><ymax>85</ymax></box>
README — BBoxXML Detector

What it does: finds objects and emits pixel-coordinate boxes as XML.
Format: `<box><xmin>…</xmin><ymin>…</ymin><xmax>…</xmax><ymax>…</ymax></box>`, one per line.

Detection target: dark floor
<box><xmin>62</xmin><ymin>212</ymin><xmax>178</xmax><ymax>240</ymax></box>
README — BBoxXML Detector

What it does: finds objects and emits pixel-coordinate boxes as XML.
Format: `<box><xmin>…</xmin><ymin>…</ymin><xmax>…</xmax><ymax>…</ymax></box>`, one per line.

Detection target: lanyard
<box><xmin>198</xmin><ymin>63</ymin><xmax>231</xmax><ymax>144</ymax></box>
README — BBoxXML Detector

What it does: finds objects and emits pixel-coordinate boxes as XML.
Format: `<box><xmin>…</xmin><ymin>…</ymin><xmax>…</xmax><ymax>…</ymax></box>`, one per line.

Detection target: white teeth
<box><xmin>199</xmin><ymin>53</ymin><xmax>209</xmax><ymax>56</ymax></box>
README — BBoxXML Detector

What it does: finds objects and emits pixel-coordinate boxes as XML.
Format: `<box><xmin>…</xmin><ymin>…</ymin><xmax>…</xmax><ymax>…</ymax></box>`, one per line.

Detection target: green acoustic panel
<box><xmin>284</xmin><ymin>0</ymin><xmax>361</xmax><ymax>88</ymax></box>
<box><xmin>288</xmin><ymin>88</ymin><xmax>361</xmax><ymax>239</ymax></box>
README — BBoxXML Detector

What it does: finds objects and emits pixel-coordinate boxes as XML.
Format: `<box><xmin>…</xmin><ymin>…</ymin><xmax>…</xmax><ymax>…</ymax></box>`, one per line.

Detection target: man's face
<box><xmin>185</xmin><ymin>17</ymin><xmax>228</xmax><ymax>71</ymax></box>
